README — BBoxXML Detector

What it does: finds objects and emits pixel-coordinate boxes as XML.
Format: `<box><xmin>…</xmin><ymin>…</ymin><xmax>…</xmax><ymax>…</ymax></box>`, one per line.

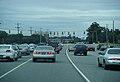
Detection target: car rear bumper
<box><xmin>106</xmin><ymin>60</ymin><xmax>120</xmax><ymax>65</ymax></box>
<box><xmin>0</xmin><ymin>54</ymin><xmax>14</xmax><ymax>59</ymax></box>
<box><xmin>33</xmin><ymin>54</ymin><xmax>55</xmax><ymax>59</ymax></box>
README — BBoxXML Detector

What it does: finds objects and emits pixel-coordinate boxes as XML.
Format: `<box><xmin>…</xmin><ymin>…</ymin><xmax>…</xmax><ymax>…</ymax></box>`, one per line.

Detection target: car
<box><xmin>18</xmin><ymin>44</ymin><xmax>30</xmax><ymax>55</ymax></box>
<box><xmin>16</xmin><ymin>45</ymin><xmax>22</xmax><ymax>58</ymax></box>
<box><xmin>74</xmin><ymin>44</ymin><xmax>88</xmax><ymax>56</ymax></box>
<box><xmin>98</xmin><ymin>48</ymin><xmax>120</xmax><ymax>70</ymax></box>
<box><xmin>68</xmin><ymin>45</ymin><xmax>75</xmax><ymax>52</ymax></box>
<box><xmin>48</xmin><ymin>42</ymin><xmax>61</xmax><ymax>54</ymax></box>
<box><xmin>29</xmin><ymin>44</ymin><xmax>36</xmax><ymax>52</ymax></box>
<box><xmin>87</xmin><ymin>46</ymin><xmax>95</xmax><ymax>51</ymax></box>
<box><xmin>0</xmin><ymin>44</ymin><xmax>18</xmax><ymax>62</ymax></box>
<box><xmin>98</xmin><ymin>46</ymin><xmax>108</xmax><ymax>54</ymax></box>
<box><xmin>32</xmin><ymin>46</ymin><xmax>56</xmax><ymax>62</ymax></box>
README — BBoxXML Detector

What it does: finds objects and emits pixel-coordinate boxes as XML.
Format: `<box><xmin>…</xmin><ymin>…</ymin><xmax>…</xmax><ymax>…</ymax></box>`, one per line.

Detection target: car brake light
<box><xmin>6</xmin><ymin>50</ymin><xmax>12</xmax><ymax>52</ymax></box>
<box><xmin>33</xmin><ymin>52</ymin><xmax>40</xmax><ymax>54</ymax></box>
<box><xmin>47</xmin><ymin>52</ymin><xmax>54</xmax><ymax>54</ymax></box>
<box><xmin>111</xmin><ymin>58</ymin><xmax>118</xmax><ymax>60</ymax></box>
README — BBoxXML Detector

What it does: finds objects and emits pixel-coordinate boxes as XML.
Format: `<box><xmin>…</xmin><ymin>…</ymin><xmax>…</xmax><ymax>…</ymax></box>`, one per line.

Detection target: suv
<box><xmin>74</xmin><ymin>44</ymin><xmax>88</xmax><ymax>56</ymax></box>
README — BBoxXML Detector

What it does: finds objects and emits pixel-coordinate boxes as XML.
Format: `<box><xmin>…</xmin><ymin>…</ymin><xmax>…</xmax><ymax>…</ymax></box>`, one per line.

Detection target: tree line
<box><xmin>86</xmin><ymin>22</ymin><xmax>120</xmax><ymax>44</ymax></box>
<box><xmin>0</xmin><ymin>31</ymin><xmax>46</xmax><ymax>44</ymax></box>
<box><xmin>0</xmin><ymin>22</ymin><xmax>120</xmax><ymax>44</ymax></box>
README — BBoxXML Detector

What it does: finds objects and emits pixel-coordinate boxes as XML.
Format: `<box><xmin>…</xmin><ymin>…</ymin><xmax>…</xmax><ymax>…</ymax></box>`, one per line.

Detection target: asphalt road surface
<box><xmin>0</xmin><ymin>44</ymin><xmax>120</xmax><ymax>82</ymax></box>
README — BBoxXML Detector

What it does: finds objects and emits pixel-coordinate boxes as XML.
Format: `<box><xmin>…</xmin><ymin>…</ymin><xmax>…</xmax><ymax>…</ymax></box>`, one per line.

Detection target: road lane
<box><xmin>67</xmin><ymin>49</ymin><xmax>120</xmax><ymax>82</ymax></box>
<box><xmin>0</xmin><ymin>47</ymin><xmax>86</xmax><ymax>82</ymax></box>
<box><xmin>0</xmin><ymin>55</ymin><xmax>31</xmax><ymax>77</ymax></box>
<box><xmin>1</xmin><ymin>45</ymin><xmax>120</xmax><ymax>82</ymax></box>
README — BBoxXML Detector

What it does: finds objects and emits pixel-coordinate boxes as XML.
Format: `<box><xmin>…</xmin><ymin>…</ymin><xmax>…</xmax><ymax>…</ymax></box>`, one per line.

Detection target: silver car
<box><xmin>0</xmin><ymin>44</ymin><xmax>18</xmax><ymax>62</ymax></box>
<box><xmin>98</xmin><ymin>48</ymin><xmax>120</xmax><ymax>70</ymax></box>
<box><xmin>33</xmin><ymin>46</ymin><xmax>56</xmax><ymax>62</ymax></box>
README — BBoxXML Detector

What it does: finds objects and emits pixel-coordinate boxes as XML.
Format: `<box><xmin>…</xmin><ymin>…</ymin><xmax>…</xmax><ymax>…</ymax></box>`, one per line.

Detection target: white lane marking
<box><xmin>66</xmin><ymin>49</ymin><xmax>91</xmax><ymax>82</ymax></box>
<box><xmin>0</xmin><ymin>58</ymin><xmax>32</xmax><ymax>79</ymax></box>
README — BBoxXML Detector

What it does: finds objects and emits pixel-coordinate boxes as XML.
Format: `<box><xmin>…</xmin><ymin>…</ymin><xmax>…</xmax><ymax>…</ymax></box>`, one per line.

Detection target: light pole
<box><xmin>40</xmin><ymin>28</ymin><xmax>42</xmax><ymax>44</ymax></box>
<box><xmin>106</xmin><ymin>24</ymin><xmax>108</xmax><ymax>43</ymax></box>
<box><xmin>113</xmin><ymin>20</ymin><xmax>115</xmax><ymax>44</ymax></box>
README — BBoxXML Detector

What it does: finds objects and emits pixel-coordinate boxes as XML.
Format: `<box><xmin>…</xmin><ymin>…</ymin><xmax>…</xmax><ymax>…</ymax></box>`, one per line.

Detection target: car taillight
<box><xmin>33</xmin><ymin>52</ymin><xmax>40</xmax><ymax>54</ymax></box>
<box><xmin>6</xmin><ymin>50</ymin><xmax>12</xmax><ymax>52</ymax></box>
<box><xmin>111</xmin><ymin>58</ymin><xmax>118</xmax><ymax>60</ymax></box>
<box><xmin>47</xmin><ymin>52</ymin><xmax>54</xmax><ymax>54</ymax></box>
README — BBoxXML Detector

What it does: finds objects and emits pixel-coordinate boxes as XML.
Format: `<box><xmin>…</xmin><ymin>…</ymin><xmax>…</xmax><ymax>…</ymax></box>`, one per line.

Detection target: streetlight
<box><xmin>113</xmin><ymin>20</ymin><xmax>115</xmax><ymax>44</ymax></box>
<box><xmin>40</xmin><ymin>28</ymin><xmax>42</xmax><ymax>44</ymax></box>
<box><xmin>106</xmin><ymin>24</ymin><xmax>108</xmax><ymax>43</ymax></box>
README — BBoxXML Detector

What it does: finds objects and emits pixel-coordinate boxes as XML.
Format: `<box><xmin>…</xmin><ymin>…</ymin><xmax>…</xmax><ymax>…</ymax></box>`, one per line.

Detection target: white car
<box><xmin>0</xmin><ymin>44</ymin><xmax>18</xmax><ymax>62</ymax></box>
<box><xmin>98</xmin><ymin>48</ymin><xmax>120</xmax><ymax>70</ymax></box>
<box><xmin>33</xmin><ymin>46</ymin><xmax>56</xmax><ymax>62</ymax></box>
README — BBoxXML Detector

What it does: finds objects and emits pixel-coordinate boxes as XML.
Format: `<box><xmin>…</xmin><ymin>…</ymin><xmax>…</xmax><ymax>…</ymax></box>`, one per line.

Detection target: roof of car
<box><xmin>107</xmin><ymin>48</ymin><xmax>120</xmax><ymax>50</ymax></box>
<box><xmin>0</xmin><ymin>44</ymin><xmax>12</xmax><ymax>46</ymax></box>
<box><xmin>37</xmin><ymin>46</ymin><xmax>53</xmax><ymax>47</ymax></box>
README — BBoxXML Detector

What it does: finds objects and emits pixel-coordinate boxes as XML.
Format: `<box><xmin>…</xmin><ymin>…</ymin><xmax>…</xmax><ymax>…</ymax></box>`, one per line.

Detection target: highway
<box><xmin>0</xmin><ymin>45</ymin><xmax>120</xmax><ymax>82</ymax></box>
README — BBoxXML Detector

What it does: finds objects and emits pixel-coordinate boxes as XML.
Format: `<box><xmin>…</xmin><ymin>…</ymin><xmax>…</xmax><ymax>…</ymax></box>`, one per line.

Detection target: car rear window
<box><xmin>36</xmin><ymin>47</ymin><xmax>53</xmax><ymax>50</ymax></box>
<box><xmin>75</xmin><ymin>45</ymin><xmax>87</xmax><ymax>49</ymax></box>
<box><xmin>0</xmin><ymin>46</ymin><xmax>10</xmax><ymax>49</ymax></box>
<box><xmin>108</xmin><ymin>49</ymin><xmax>120</xmax><ymax>54</ymax></box>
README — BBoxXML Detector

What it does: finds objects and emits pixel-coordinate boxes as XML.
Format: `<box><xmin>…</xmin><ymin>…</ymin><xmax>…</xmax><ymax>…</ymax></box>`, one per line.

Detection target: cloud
<box><xmin>1</xmin><ymin>6</ymin><xmax>120</xmax><ymax>20</ymax></box>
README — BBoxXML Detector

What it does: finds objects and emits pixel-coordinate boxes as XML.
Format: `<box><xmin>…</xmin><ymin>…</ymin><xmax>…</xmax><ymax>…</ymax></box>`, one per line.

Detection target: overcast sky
<box><xmin>0</xmin><ymin>0</ymin><xmax>120</xmax><ymax>37</ymax></box>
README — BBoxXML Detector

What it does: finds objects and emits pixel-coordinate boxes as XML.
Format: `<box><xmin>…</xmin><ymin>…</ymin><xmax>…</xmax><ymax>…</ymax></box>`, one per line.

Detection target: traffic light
<box><xmin>50</xmin><ymin>32</ymin><xmax>52</xmax><ymax>35</ymax></box>
<box><xmin>84</xmin><ymin>32</ymin><xmax>85</xmax><ymax>34</ymax></box>
<box><xmin>62</xmin><ymin>32</ymin><xmax>63</xmax><ymax>35</ymax></box>
<box><xmin>73</xmin><ymin>32</ymin><xmax>75</xmax><ymax>35</ymax></box>
<box><xmin>68</xmin><ymin>32</ymin><xmax>70</xmax><ymax>35</ymax></box>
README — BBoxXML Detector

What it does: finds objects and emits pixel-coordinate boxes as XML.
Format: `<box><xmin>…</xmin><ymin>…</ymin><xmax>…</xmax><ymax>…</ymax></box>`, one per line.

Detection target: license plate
<box><xmin>41</xmin><ymin>52</ymin><xmax>46</xmax><ymax>55</ymax></box>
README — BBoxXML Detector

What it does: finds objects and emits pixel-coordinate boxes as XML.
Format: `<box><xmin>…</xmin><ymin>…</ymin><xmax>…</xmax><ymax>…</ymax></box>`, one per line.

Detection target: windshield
<box><xmin>0</xmin><ymin>46</ymin><xmax>10</xmax><ymax>49</ymax></box>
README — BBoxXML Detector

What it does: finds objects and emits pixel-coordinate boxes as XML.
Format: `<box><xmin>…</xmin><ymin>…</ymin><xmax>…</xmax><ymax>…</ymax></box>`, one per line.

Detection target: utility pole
<box><xmin>106</xmin><ymin>24</ymin><xmax>108</xmax><ymax>43</ymax></box>
<box><xmin>113</xmin><ymin>20</ymin><xmax>115</xmax><ymax>44</ymax></box>
<box><xmin>30</xmin><ymin>27</ymin><xmax>33</xmax><ymax>35</ymax></box>
<box><xmin>15</xmin><ymin>23</ymin><xmax>21</xmax><ymax>34</ymax></box>
<box><xmin>40</xmin><ymin>28</ymin><xmax>42</xmax><ymax>44</ymax></box>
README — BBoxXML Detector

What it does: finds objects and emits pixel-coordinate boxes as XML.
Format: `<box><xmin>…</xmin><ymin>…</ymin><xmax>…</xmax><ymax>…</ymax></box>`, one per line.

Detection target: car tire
<box><xmin>11</xmin><ymin>56</ymin><xmax>15</xmax><ymax>62</ymax></box>
<box><xmin>15</xmin><ymin>57</ymin><xmax>18</xmax><ymax>61</ymax></box>
<box><xmin>84</xmin><ymin>52</ymin><xmax>87</xmax><ymax>56</ymax></box>
<box><xmin>33</xmin><ymin>58</ymin><xmax>36</xmax><ymax>62</ymax></box>
<box><xmin>98</xmin><ymin>59</ymin><xmax>102</xmax><ymax>67</ymax></box>
<box><xmin>19</xmin><ymin>55</ymin><xmax>22</xmax><ymax>58</ymax></box>
<box><xmin>52</xmin><ymin>58</ymin><xmax>55</xmax><ymax>62</ymax></box>
<box><xmin>74</xmin><ymin>53</ymin><xmax>77</xmax><ymax>55</ymax></box>
<box><xmin>103</xmin><ymin>61</ymin><xmax>109</xmax><ymax>70</ymax></box>
<box><xmin>57</xmin><ymin>51</ymin><xmax>59</xmax><ymax>54</ymax></box>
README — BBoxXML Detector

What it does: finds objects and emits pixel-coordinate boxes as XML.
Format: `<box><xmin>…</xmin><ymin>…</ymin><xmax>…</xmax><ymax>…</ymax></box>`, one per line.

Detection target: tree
<box><xmin>6</xmin><ymin>34</ymin><xmax>23</xmax><ymax>44</ymax></box>
<box><xmin>0</xmin><ymin>30</ymin><xmax>8</xmax><ymax>43</ymax></box>
<box><xmin>86</xmin><ymin>22</ymin><xmax>106</xmax><ymax>43</ymax></box>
